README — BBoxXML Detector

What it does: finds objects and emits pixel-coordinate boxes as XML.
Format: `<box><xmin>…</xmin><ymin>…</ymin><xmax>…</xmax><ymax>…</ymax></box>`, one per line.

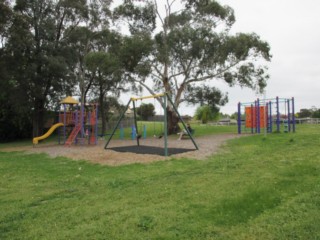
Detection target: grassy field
<box><xmin>0</xmin><ymin>124</ymin><xmax>319</xmax><ymax>239</ymax></box>
<box><xmin>107</xmin><ymin>121</ymin><xmax>237</xmax><ymax>140</ymax></box>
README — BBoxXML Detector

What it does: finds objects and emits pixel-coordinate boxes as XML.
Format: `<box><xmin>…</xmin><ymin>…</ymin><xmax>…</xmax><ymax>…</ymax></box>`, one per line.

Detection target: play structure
<box><xmin>237</xmin><ymin>97</ymin><xmax>295</xmax><ymax>134</ymax></box>
<box><xmin>33</xmin><ymin>96</ymin><xmax>98</xmax><ymax>146</ymax></box>
<box><xmin>104</xmin><ymin>93</ymin><xmax>198</xmax><ymax>156</ymax></box>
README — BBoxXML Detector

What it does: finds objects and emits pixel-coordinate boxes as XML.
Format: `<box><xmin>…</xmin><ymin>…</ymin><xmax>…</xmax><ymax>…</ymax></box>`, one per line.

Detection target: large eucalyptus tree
<box><xmin>114</xmin><ymin>0</ymin><xmax>271</xmax><ymax>133</ymax></box>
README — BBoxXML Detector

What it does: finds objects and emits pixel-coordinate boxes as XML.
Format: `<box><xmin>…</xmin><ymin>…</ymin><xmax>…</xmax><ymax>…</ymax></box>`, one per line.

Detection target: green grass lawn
<box><xmin>0</xmin><ymin>124</ymin><xmax>319</xmax><ymax>239</ymax></box>
<box><xmin>107</xmin><ymin>121</ymin><xmax>237</xmax><ymax>140</ymax></box>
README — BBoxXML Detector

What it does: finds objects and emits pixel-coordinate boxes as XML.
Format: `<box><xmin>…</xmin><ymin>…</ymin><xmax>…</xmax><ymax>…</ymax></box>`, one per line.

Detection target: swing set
<box><xmin>104</xmin><ymin>93</ymin><xmax>198</xmax><ymax>156</ymax></box>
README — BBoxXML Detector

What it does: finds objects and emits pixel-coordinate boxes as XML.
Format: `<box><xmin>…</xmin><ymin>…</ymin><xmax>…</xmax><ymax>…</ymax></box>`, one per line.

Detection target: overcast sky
<box><xmin>123</xmin><ymin>0</ymin><xmax>320</xmax><ymax>115</ymax></box>
<box><xmin>210</xmin><ymin>0</ymin><xmax>320</xmax><ymax>114</ymax></box>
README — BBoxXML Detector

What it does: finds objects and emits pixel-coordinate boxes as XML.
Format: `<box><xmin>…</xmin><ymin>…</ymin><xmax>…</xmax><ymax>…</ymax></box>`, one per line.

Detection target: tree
<box><xmin>0</xmin><ymin>0</ymin><xmax>12</xmax><ymax>40</ymax></box>
<box><xmin>77</xmin><ymin>1</ymin><xmax>153</xmax><ymax>135</ymax></box>
<box><xmin>7</xmin><ymin>0</ymin><xmax>89</xmax><ymax>137</ymax></box>
<box><xmin>84</xmin><ymin>30</ymin><xmax>124</xmax><ymax>135</ymax></box>
<box><xmin>195</xmin><ymin>105</ymin><xmax>215</xmax><ymax>123</ymax></box>
<box><xmin>67</xmin><ymin>0</ymin><xmax>113</xmax><ymax>108</ymax></box>
<box><xmin>1</xmin><ymin>0</ymin><xmax>154</xmax><ymax>139</ymax></box>
<box><xmin>115</xmin><ymin>0</ymin><xmax>271</xmax><ymax>134</ymax></box>
<box><xmin>0</xmin><ymin>0</ymin><xmax>34</xmax><ymax>141</ymax></box>
<box><xmin>136</xmin><ymin>103</ymin><xmax>155</xmax><ymax>121</ymax></box>
<box><xmin>297</xmin><ymin>107</ymin><xmax>320</xmax><ymax>118</ymax></box>
<box><xmin>230</xmin><ymin>112</ymin><xmax>239</xmax><ymax>120</ymax></box>
<box><xmin>297</xmin><ymin>108</ymin><xmax>312</xmax><ymax>118</ymax></box>
<box><xmin>185</xmin><ymin>84</ymin><xmax>228</xmax><ymax>116</ymax></box>
<box><xmin>312</xmin><ymin>109</ymin><xmax>320</xmax><ymax>118</ymax></box>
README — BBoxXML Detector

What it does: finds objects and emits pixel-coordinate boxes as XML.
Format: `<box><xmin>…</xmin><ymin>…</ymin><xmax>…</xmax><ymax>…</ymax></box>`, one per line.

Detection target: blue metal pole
<box><xmin>237</xmin><ymin>102</ymin><xmax>241</xmax><ymax>134</ymax></box>
<box><xmin>257</xmin><ymin>98</ymin><xmax>260</xmax><ymax>134</ymax></box>
<box><xmin>251</xmin><ymin>104</ymin><xmax>254</xmax><ymax>134</ymax></box>
<box><xmin>131</xmin><ymin>125</ymin><xmax>136</xmax><ymax>140</ymax></box>
<box><xmin>133</xmin><ymin>100</ymin><xmax>140</xmax><ymax>146</ymax></box>
<box><xmin>287</xmin><ymin>99</ymin><xmax>291</xmax><ymax>132</ymax></box>
<box><xmin>63</xmin><ymin>104</ymin><xmax>66</xmax><ymax>144</ymax></box>
<box><xmin>143</xmin><ymin>125</ymin><xmax>147</xmax><ymax>139</ymax></box>
<box><xmin>120</xmin><ymin>125</ymin><xmax>124</xmax><ymax>140</ymax></box>
<box><xmin>276</xmin><ymin>96</ymin><xmax>280</xmax><ymax>132</ymax></box>
<box><xmin>95</xmin><ymin>104</ymin><xmax>98</xmax><ymax>145</ymax></box>
<box><xmin>292</xmin><ymin>97</ymin><xmax>296</xmax><ymax>132</ymax></box>
<box><xmin>264</xmin><ymin>102</ymin><xmax>270</xmax><ymax>133</ymax></box>
<box><xmin>269</xmin><ymin>101</ymin><xmax>272</xmax><ymax>133</ymax></box>
<box><xmin>81</xmin><ymin>104</ymin><xmax>84</xmax><ymax>138</ymax></box>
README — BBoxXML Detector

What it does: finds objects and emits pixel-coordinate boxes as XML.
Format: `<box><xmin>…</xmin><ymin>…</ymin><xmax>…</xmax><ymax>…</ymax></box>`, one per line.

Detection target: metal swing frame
<box><xmin>104</xmin><ymin>92</ymin><xmax>198</xmax><ymax>156</ymax></box>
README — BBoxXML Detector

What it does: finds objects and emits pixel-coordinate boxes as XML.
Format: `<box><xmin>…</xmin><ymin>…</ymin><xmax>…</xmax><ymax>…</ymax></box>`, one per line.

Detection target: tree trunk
<box><xmin>32</xmin><ymin>98</ymin><xmax>45</xmax><ymax>137</ymax></box>
<box><xmin>99</xmin><ymin>91</ymin><xmax>106</xmax><ymax>135</ymax></box>
<box><xmin>167</xmin><ymin>107</ymin><xmax>181</xmax><ymax>135</ymax></box>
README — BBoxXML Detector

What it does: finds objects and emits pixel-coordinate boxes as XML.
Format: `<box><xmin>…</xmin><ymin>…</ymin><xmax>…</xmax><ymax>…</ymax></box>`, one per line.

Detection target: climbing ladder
<box><xmin>65</xmin><ymin>124</ymin><xmax>81</xmax><ymax>146</ymax></box>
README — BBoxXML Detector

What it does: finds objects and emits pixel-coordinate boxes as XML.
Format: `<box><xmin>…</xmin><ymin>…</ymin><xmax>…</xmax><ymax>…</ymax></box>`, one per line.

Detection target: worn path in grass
<box><xmin>1</xmin><ymin>134</ymin><xmax>241</xmax><ymax>165</ymax></box>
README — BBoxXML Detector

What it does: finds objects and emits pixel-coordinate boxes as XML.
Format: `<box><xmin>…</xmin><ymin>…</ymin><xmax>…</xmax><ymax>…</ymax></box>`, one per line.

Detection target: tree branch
<box><xmin>185</xmin><ymin>59</ymin><xmax>242</xmax><ymax>84</ymax></box>
<box><xmin>154</xmin><ymin>0</ymin><xmax>164</xmax><ymax>27</ymax></box>
<box><xmin>152</xmin><ymin>63</ymin><xmax>165</xmax><ymax>79</ymax></box>
<box><xmin>134</xmin><ymin>78</ymin><xmax>164</xmax><ymax>106</ymax></box>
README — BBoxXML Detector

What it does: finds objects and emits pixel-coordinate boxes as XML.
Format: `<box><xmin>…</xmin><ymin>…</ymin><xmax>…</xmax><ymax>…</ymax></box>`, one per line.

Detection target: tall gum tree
<box><xmin>9</xmin><ymin>0</ymin><xmax>89</xmax><ymax>137</ymax></box>
<box><xmin>84</xmin><ymin>30</ymin><xmax>124</xmax><ymax>135</ymax></box>
<box><xmin>115</xmin><ymin>0</ymin><xmax>271</xmax><ymax>134</ymax></box>
<box><xmin>67</xmin><ymin>0</ymin><xmax>113</xmax><ymax>110</ymax></box>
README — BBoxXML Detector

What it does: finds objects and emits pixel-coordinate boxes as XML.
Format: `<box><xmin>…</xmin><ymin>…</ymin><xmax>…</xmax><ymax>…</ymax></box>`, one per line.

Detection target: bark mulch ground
<box><xmin>2</xmin><ymin>134</ymin><xmax>241</xmax><ymax>166</ymax></box>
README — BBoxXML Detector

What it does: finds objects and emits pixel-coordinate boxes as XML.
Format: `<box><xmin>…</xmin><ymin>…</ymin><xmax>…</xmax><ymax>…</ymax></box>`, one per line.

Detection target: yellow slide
<box><xmin>33</xmin><ymin>123</ymin><xmax>64</xmax><ymax>145</ymax></box>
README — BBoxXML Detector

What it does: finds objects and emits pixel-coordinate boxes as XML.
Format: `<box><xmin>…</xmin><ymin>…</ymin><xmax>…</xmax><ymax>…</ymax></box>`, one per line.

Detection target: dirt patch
<box><xmin>1</xmin><ymin>134</ymin><xmax>241</xmax><ymax>166</ymax></box>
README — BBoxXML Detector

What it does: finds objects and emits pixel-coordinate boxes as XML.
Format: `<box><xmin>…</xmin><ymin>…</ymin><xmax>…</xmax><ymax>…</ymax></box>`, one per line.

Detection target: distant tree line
<box><xmin>297</xmin><ymin>107</ymin><xmax>320</xmax><ymax>118</ymax></box>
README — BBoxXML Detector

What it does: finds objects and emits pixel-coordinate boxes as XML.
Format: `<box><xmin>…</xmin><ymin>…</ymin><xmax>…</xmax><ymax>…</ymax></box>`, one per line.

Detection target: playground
<box><xmin>26</xmin><ymin>94</ymin><xmax>297</xmax><ymax>165</ymax></box>
<box><xmin>4</xmin><ymin>133</ymin><xmax>240</xmax><ymax>165</ymax></box>
<box><xmin>1</xmin><ymin>124</ymin><xmax>319</xmax><ymax>239</ymax></box>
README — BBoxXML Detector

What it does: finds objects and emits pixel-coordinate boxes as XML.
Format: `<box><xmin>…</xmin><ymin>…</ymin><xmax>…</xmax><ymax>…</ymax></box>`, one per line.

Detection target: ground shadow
<box><xmin>108</xmin><ymin>145</ymin><xmax>196</xmax><ymax>156</ymax></box>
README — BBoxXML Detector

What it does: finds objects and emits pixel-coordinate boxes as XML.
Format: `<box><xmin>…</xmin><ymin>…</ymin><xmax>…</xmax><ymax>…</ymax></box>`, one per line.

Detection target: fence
<box><xmin>295</xmin><ymin>118</ymin><xmax>320</xmax><ymax>124</ymax></box>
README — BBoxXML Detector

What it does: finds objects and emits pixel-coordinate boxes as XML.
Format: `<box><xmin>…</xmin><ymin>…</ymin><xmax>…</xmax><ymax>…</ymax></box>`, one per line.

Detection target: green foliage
<box><xmin>136</xmin><ymin>103</ymin><xmax>155</xmax><ymax>121</ymax></box>
<box><xmin>0</xmin><ymin>0</ymin><xmax>12</xmax><ymax>35</ymax></box>
<box><xmin>3</xmin><ymin>0</ymin><xmax>89</xmax><ymax>137</ymax></box>
<box><xmin>113</xmin><ymin>1</ymin><xmax>156</xmax><ymax>34</ymax></box>
<box><xmin>298</xmin><ymin>108</ymin><xmax>313</xmax><ymax>118</ymax></box>
<box><xmin>114</xmin><ymin>0</ymin><xmax>271</xmax><ymax>110</ymax></box>
<box><xmin>1</xmin><ymin>125</ymin><xmax>320</xmax><ymax>239</ymax></box>
<box><xmin>120</xmin><ymin>33</ymin><xmax>153</xmax><ymax>75</ymax></box>
<box><xmin>297</xmin><ymin>107</ymin><xmax>320</xmax><ymax>118</ymax></box>
<box><xmin>185</xmin><ymin>84</ymin><xmax>228</xmax><ymax>114</ymax></box>
<box><xmin>194</xmin><ymin>105</ymin><xmax>216</xmax><ymax>123</ymax></box>
<box><xmin>313</xmin><ymin>109</ymin><xmax>320</xmax><ymax>118</ymax></box>
<box><xmin>0</xmin><ymin>0</ymin><xmax>127</xmax><ymax>138</ymax></box>
<box><xmin>0</xmin><ymin>1</ymin><xmax>32</xmax><ymax>141</ymax></box>
<box><xmin>116</xmin><ymin>0</ymin><xmax>271</xmax><ymax>122</ymax></box>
